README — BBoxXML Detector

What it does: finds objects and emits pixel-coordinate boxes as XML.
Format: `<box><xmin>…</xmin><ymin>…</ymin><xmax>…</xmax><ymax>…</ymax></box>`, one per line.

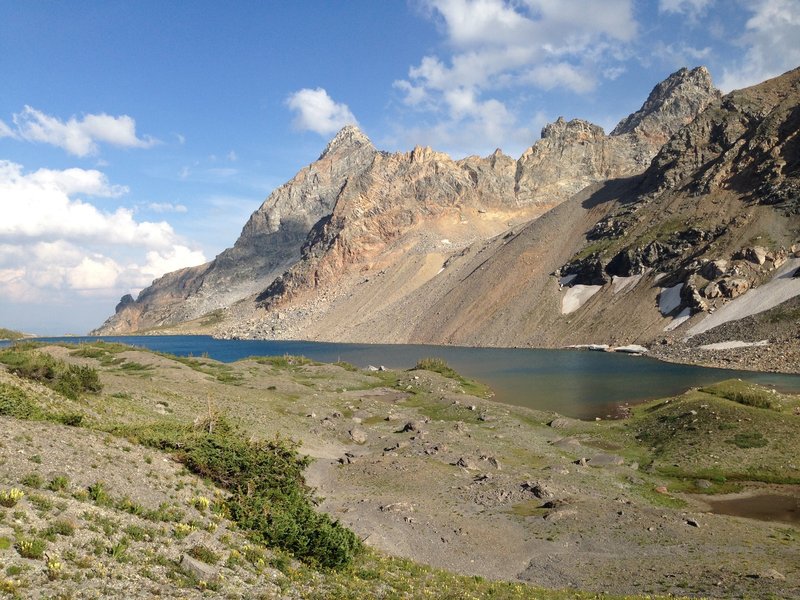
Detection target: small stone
<box><xmin>349</xmin><ymin>428</ymin><xmax>368</xmax><ymax>444</ymax></box>
<box><xmin>380</xmin><ymin>501</ymin><xmax>414</xmax><ymax>513</ymax></box>
<box><xmin>455</xmin><ymin>457</ymin><xmax>480</xmax><ymax>470</ymax></box>
<box><xmin>654</xmin><ymin>486</ymin><xmax>668</xmax><ymax>494</ymax></box>
<box><xmin>686</xmin><ymin>518</ymin><xmax>700</xmax><ymax>527</ymax></box>
<box><xmin>180</xmin><ymin>554</ymin><xmax>219</xmax><ymax>582</ymax></box>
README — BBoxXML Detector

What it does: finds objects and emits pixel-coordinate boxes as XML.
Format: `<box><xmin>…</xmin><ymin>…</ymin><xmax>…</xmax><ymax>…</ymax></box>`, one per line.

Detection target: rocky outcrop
<box><xmin>516</xmin><ymin>67</ymin><xmax>720</xmax><ymax>206</ymax></box>
<box><xmin>92</xmin><ymin>126</ymin><xmax>377</xmax><ymax>334</ymax></box>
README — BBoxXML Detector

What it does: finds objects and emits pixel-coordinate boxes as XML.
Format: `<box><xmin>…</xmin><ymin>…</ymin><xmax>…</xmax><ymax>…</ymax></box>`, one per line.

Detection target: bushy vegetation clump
<box><xmin>699</xmin><ymin>380</ymin><xmax>775</xmax><ymax>409</ymax></box>
<box><xmin>0</xmin><ymin>344</ymin><xmax>101</xmax><ymax>399</ymax></box>
<box><xmin>412</xmin><ymin>357</ymin><xmax>491</xmax><ymax>398</ymax></box>
<box><xmin>123</xmin><ymin>416</ymin><xmax>362</xmax><ymax>569</ymax></box>
<box><xmin>0</xmin><ymin>328</ymin><xmax>24</xmax><ymax>340</ymax></box>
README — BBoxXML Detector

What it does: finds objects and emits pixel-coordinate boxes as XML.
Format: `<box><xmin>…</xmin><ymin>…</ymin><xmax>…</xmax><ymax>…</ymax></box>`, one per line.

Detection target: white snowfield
<box><xmin>699</xmin><ymin>340</ymin><xmax>769</xmax><ymax>350</ymax></box>
<box><xmin>659</xmin><ymin>283</ymin><xmax>683</xmax><ymax>315</ymax></box>
<box><xmin>687</xmin><ymin>258</ymin><xmax>800</xmax><ymax>337</ymax></box>
<box><xmin>561</xmin><ymin>284</ymin><xmax>602</xmax><ymax>314</ymax></box>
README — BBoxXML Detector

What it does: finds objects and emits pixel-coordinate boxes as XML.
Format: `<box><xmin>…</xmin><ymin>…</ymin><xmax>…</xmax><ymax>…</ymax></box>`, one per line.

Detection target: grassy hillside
<box><xmin>0</xmin><ymin>328</ymin><xmax>24</xmax><ymax>340</ymax></box>
<box><xmin>0</xmin><ymin>341</ymin><xmax>695</xmax><ymax>599</ymax></box>
<box><xmin>2</xmin><ymin>341</ymin><xmax>797</xmax><ymax>598</ymax></box>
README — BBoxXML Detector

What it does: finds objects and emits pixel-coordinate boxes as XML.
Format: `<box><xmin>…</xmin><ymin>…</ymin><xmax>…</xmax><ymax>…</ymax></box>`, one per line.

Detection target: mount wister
<box><xmin>94</xmin><ymin>67</ymin><xmax>799</xmax><ymax>354</ymax></box>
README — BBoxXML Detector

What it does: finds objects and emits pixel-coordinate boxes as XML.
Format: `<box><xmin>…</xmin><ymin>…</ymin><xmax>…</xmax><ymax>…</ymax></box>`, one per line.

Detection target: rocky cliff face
<box><xmin>92</xmin><ymin>126</ymin><xmax>377</xmax><ymax>334</ymax></box>
<box><xmin>353</xmin><ymin>66</ymin><xmax>799</xmax><ymax>351</ymax></box>
<box><xmin>247</xmin><ymin>67</ymin><xmax>719</xmax><ymax>318</ymax></box>
<box><xmin>94</xmin><ymin>67</ymin><xmax>721</xmax><ymax>337</ymax></box>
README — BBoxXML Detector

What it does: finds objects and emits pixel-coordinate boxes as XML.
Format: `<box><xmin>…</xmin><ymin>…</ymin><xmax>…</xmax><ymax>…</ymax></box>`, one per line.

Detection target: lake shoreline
<box><xmin>12</xmin><ymin>334</ymin><xmax>800</xmax><ymax>420</ymax></box>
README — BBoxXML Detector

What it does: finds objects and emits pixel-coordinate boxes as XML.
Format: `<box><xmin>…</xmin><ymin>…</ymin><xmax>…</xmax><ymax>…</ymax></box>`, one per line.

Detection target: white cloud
<box><xmin>147</xmin><ymin>202</ymin><xmax>188</xmax><ymax>213</ymax></box>
<box><xmin>134</xmin><ymin>246</ymin><xmax>206</xmax><ymax>285</ymax></box>
<box><xmin>658</xmin><ymin>0</ymin><xmax>713</xmax><ymax>18</ymax></box>
<box><xmin>6</xmin><ymin>106</ymin><xmax>158</xmax><ymax>156</ymax></box>
<box><xmin>522</xmin><ymin>62</ymin><xmax>596</xmax><ymax>93</ymax></box>
<box><xmin>652</xmin><ymin>41</ymin><xmax>712</xmax><ymax>68</ymax></box>
<box><xmin>227</xmin><ymin>150</ymin><xmax>238</xmax><ymax>161</ymax></box>
<box><xmin>286</xmin><ymin>88</ymin><xmax>359</xmax><ymax>136</ymax></box>
<box><xmin>25</xmin><ymin>166</ymin><xmax>128</xmax><ymax>197</ymax></box>
<box><xmin>0</xmin><ymin>161</ymin><xmax>205</xmax><ymax>304</ymax></box>
<box><xmin>0</xmin><ymin>119</ymin><xmax>15</xmax><ymax>139</ymax></box>
<box><xmin>394</xmin><ymin>0</ymin><xmax>637</xmax><ymax>156</ymax></box>
<box><xmin>718</xmin><ymin>0</ymin><xmax>800</xmax><ymax>92</ymax></box>
<box><xmin>66</xmin><ymin>255</ymin><xmax>123</xmax><ymax>291</ymax></box>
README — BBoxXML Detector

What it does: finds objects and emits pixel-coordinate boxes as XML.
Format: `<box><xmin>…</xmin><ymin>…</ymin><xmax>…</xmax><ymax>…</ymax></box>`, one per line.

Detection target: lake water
<box><xmin>16</xmin><ymin>335</ymin><xmax>800</xmax><ymax>419</ymax></box>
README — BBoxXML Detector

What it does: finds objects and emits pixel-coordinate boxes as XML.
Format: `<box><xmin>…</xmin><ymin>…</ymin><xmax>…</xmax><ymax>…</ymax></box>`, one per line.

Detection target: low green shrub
<box><xmin>728</xmin><ymin>432</ymin><xmax>768</xmax><ymax>449</ymax></box>
<box><xmin>0</xmin><ymin>383</ymin><xmax>43</xmax><ymax>419</ymax></box>
<box><xmin>0</xmin><ymin>345</ymin><xmax>102</xmax><ymax>399</ymax></box>
<box><xmin>700</xmin><ymin>380</ymin><xmax>774</xmax><ymax>409</ymax></box>
<box><xmin>123</xmin><ymin>416</ymin><xmax>361</xmax><ymax>569</ymax></box>
<box><xmin>15</xmin><ymin>537</ymin><xmax>46</xmax><ymax>559</ymax></box>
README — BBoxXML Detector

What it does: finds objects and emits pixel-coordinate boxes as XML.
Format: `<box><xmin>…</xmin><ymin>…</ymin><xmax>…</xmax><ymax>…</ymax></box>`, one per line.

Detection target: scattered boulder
<box><xmin>695</xmin><ymin>479</ymin><xmax>713</xmax><ymax>489</ymax></box>
<box><xmin>702</xmin><ymin>281</ymin><xmax>722</xmax><ymax>298</ymax></box>
<box><xmin>180</xmin><ymin>554</ymin><xmax>219</xmax><ymax>583</ymax></box>
<box><xmin>744</xmin><ymin>246</ymin><xmax>768</xmax><ymax>265</ymax></box>
<box><xmin>548</xmin><ymin>417</ymin><xmax>580</xmax><ymax>429</ymax></box>
<box><xmin>587</xmin><ymin>453</ymin><xmax>625</xmax><ymax>467</ymax></box>
<box><xmin>701</xmin><ymin>259</ymin><xmax>728</xmax><ymax>279</ymax></box>
<box><xmin>455</xmin><ymin>457</ymin><xmax>480</xmax><ymax>470</ymax></box>
<box><xmin>752</xmin><ymin>568</ymin><xmax>786</xmax><ymax>581</ymax></box>
<box><xmin>349</xmin><ymin>428</ymin><xmax>368</xmax><ymax>444</ymax></box>
<box><xmin>338</xmin><ymin>452</ymin><xmax>357</xmax><ymax>464</ymax></box>
<box><xmin>719</xmin><ymin>277</ymin><xmax>750</xmax><ymax>298</ymax></box>
<box><xmin>686</xmin><ymin>518</ymin><xmax>700</xmax><ymax>527</ymax></box>
<box><xmin>521</xmin><ymin>481</ymin><xmax>555</xmax><ymax>499</ymax></box>
<box><xmin>399</xmin><ymin>420</ymin><xmax>424</xmax><ymax>433</ymax></box>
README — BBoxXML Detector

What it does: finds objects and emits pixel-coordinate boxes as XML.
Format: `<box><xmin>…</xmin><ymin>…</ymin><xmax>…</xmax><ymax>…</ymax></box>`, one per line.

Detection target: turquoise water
<box><xmin>11</xmin><ymin>335</ymin><xmax>800</xmax><ymax>419</ymax></box>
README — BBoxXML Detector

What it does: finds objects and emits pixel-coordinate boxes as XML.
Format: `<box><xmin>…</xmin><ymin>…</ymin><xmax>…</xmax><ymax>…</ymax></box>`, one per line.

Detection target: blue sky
<box><xmin>1</xmin><ymin>0</ymin><xmax>799</xmax><ymax>335</ymax></box>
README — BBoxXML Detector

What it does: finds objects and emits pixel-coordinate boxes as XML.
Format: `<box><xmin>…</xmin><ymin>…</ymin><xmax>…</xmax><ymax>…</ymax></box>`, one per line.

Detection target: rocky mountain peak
<box><xmin>319</xmin><ymin>124</ymin><xmax>374</xmax><ymax>159</ymax></box>
<box><xmin>611</xmin><ymin>66</ymin><xmax>720</xmax><ymax>138</ymax></box>
<box><xmin>540</xmin><ymin>117</ymin><xmax>605</xmax><ymax>141</ymax></box>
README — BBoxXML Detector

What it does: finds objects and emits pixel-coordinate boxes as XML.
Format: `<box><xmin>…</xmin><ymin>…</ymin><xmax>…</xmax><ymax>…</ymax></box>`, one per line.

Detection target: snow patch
<box><xmin>561</xmin><ymin>285</ymin><xmax>602</xmax><ymax>314</ymax></box>
<box><xmin>688</xmin><ymin>258</ymin><xmax>800</xmax><ymax>337</ymax></box>
<box><xmin>659</xmin><ymin>283</ymin><xmax>683</xmax><ymax>315</ymax></box>
<box><xmin>612</xmin><ymin>273</ymin><xmax>643</xmax><ymax>295</ymax></box>
<box><xmin>614</xmin><ymin>344</ymin><xmax>648</xmax><ymax>354</ymax></box>
<box><xmin>664</xmin><ymin>307</ymin><xmax>691</xmax><ymax>331</ymax></box>
<box><xmin>699</xmin><ymin>340</ymin><xmax>769</xmax><ymax>350</ymax></box>
<box><xmin>569</xmin><ymin>344</ymin><xmax>610</xmax><ymax>351</ymax></box>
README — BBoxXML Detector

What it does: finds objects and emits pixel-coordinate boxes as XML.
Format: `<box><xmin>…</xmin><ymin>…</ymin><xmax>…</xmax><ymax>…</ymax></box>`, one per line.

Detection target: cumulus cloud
<box><xmin>147</xmin><ymin>202</ymin><xmax>188</xmax><ymax>213</ymax></box>
<box><xmin>286</xmin><ymin>88</ymin><xmax>359</xmax><ymax>136</ymax></box>
<box><xmin>393</xmin><ymin>0</ymin><xmax>637</xmax><ymax>156</ymax></box>
<box><xmin>658</xmin><ymin>0</ymin><xmax>713</xmax><ymax>18</ymax></box>
<box><xmin>4</xmin><ymin>106</ymin><xmax>158</xmax><ymax>156</ymax></box>
<box><xmin>718</xmin><ymin>0</ymin><xmax>800</xmax><ymax>92</ymax></box>
<box><xmin>0</xmin><ymin>119</ymin><xmax>15</xmax><ymax>138</ymax></box>
<box><xmin>0</xmin><ymin>161</ymin><xmax>205</xmax><ymax>303</ymax></box>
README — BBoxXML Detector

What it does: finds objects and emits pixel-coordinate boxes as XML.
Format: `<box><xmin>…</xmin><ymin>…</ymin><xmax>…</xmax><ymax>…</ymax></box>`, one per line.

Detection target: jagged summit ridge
<box><xmin>319</xmin><ymin>124</ymin><xmax>374</xmax><ymax>159</ymax></box>
<box><xmin>611</xmin><ymin>66</ymin><xmax>720</xmax><ymax>138</ymax></box>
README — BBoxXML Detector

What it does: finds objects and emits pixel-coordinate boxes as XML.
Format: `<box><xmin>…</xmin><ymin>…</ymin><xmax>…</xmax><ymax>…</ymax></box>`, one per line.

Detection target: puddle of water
<box><xmin>703</xmin><ymin>493</ymin><xmax>800</xmax><ymax>525</ymax></box>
